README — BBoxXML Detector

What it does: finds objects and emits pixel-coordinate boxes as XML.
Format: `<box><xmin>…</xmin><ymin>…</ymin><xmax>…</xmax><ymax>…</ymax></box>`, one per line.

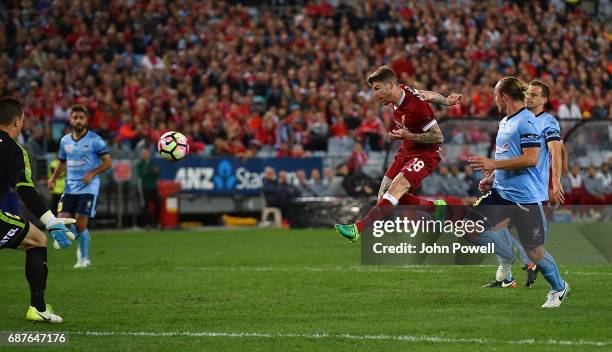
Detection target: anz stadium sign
<box><xmin>155</xmin><ymin>156</ymin><xmax>323</xmax><ymax>195</ymax></box>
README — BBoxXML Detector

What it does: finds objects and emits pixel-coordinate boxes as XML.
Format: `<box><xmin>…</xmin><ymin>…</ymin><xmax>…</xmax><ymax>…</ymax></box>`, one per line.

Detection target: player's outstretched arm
<box><xmin>468</xmin><ymin>147</ymin><xmax>540</xmax><ymax>173</ymax></box>
<box><xmin>419</xmin><ymin>90</ymin><xmax>462</xmax><ymax>106</ymax></box>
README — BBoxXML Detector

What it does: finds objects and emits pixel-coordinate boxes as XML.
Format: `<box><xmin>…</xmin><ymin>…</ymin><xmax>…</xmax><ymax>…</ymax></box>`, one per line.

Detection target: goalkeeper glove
<box><xmin>40</xmin><ymin>211</ymin><xmax>76</xmax><ymax>249</ymax></box>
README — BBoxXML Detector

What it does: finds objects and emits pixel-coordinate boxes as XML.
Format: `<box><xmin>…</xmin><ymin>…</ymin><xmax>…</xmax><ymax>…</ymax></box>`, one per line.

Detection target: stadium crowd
<box><xmin>1</xmin><ymin>0</ymin><xmax>609</xmax><ymax>157</ymax></box>
<box><xmin>0</xmin><ymin>0</ymin><xmax>609</xmax><ymax>216</ymax></box>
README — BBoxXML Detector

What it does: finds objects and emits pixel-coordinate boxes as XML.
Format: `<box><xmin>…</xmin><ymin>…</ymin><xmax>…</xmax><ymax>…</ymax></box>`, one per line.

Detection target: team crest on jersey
<box><xmin>495</xmin><ymin>142</ymin><xmax>509</xmax><ymax>154</ymax></box>
<box><xmin>64</xmin><ymin>143</ymin><xmax>73</xmax><ymax>153</ymax></box>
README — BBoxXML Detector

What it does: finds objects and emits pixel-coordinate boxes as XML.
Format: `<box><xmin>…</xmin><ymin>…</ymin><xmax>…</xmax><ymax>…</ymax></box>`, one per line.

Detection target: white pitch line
<box><xmin>70</xmin><ymin>330</ymin><xmax>610</xmax><ymax>347</ymax></box>
<box><xmin>563</xmin><ymin>271</ymin><xmax>612</xmax><ymax>276</ymax></box>
<box><xmin>2</xmin><ymin>265</ymin><xmax>444</xmax><ymax>273</ymax></box>
<box><xmin>5</xmin><ymin>266</ymin><xmax>612</xmax><ymax>275</ymax></box>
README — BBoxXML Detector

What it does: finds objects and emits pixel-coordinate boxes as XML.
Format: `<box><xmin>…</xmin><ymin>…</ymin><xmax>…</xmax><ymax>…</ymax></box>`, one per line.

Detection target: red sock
<box><xmin>356</xmin><ymin>198</ymin><xmax>395</xmax><ymax>233</ymax></box>
<box><xmin>398</xmin><ymin>193</ymin><xmax>435</xmax><ymax>213</ymax></box>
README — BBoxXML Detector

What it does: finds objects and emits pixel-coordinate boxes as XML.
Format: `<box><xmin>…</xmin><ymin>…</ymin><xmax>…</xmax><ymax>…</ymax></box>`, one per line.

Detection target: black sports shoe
<box><xmin>523</xmin><ymin>264</ymin><xmax>538</xmax><ymax>287</ymax></box>
<box><xmin>482</xmin><ymin>278</ymin><xmax>517</xmax><ymax>288</ymax></box>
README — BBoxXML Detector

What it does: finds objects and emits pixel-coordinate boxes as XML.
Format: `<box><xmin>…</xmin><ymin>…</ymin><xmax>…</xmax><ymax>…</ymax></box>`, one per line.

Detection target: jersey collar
<box><xmin>506</xmin><ymin>107</ymin><xmax>526</xmax><ymax>121</ymax></box>
<box><xmin>394</xmin><ymin>90</ymin><xmax>406</xmax><ymax>109</ymax></box>
<box><xmin>71</xmin><ymin>129</ymin><xmax>89</xmax><ymax>142</ymax></box>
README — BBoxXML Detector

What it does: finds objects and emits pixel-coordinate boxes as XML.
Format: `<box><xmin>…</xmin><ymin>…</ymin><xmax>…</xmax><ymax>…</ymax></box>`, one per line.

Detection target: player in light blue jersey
<box><xmin>48</xmin><ymin>105</ymin><xmax>112</xmax><ymax>268</ymax></box>
<box><xmin>486</xmin><ymin>80</ymin><xmax>567</xmax><ymax>288</ymax></box>
<box><xmin>466</xmin><ymin>77</ymin><xmax>569</xmax><ymax>308</ymax></box>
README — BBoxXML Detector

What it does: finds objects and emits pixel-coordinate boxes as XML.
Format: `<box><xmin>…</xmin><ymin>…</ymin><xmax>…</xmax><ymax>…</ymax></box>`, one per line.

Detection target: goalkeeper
<box><xmin>0</xmin><ymin>97</ymin><xmax>76</xmax><ymax>323</ymax></box>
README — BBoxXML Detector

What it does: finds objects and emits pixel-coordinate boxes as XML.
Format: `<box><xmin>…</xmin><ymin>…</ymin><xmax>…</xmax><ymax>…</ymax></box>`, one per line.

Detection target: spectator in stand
<box><xmin>262</xmin><ymin>167</ymin><xmax>281</xmax><ymax>210</ymax></box>
<box><xmin>306</xmin><ymin>111</ymin><xmax>329</xmax><ymax>151</ymax></box>
<box><xmin>567</xmin><ymin>165</ymin><xmax>584</xmax><ymax>205</ymax></box>
<box><xmin>212</xmin><ymin>138</ymin><xmax>232</xmax><ymax>157</ymax></box>
<box><xmin>136</xmin><ymin>148</ymin><xmax>160</xmax><ymax>228</ymax></box>
<box><xmin>596</xmin><ymin>163</ymin><xmax>612</xmax><ymax>204</ymax></box>
<box><xmin>328</xmin><ymin>133</ymin><xmax>356</xmax><ymax>157</ymax></box>
<box><xmin>358</xmin><ymin>109</ymin><xmax>385</xmax><ymax>151</ymax></box>
<box><xmin>0</xmin><ymin>0</ymin><xmax>608</xmax><ymax>163</ymax></box>
<box><xmin>308</xmin><ymin>169</ymin><xmax>324</xmax><ymax>197</ymax></box>
<box><xmin>291</xmin><ymin>144</ymin><xmax>311</xmax><ymax>158</ymax></box>
<box><xmin>295</xmin><ymin>169</ymin><xmax>317</xmax><ymax>197</ymax></box>
<box><xmin>583</xmin><ymin>166</ymin><xmax>606</xmax><ymax>205</ymax></box>
<box><xmin>319</xmin><ymin>167</ymin><xmax>347</xmax><ymax>197</ymax></box>
<box><xmin>558</xmin><ymin>93</ymin><xmax>582</xmax><ymax>119</ymax></box>
<box><xmin>346</xmin><ymin>143</ymin><xmax>369</xmax><ymax>173</ymax></box>
<box><xmin>276</xmin><ymin>170</ymin><xmax>300</xmax><ymax>216</ymax></box>
<box><xmin>276</xmin><ymin>142</ymin><xmax>292</xmax><ymax>158</ymax></box>
<box><xmin>339</xmin><ymin>164</ymin><xmax>375</xmax><ymax>198</ymax></box>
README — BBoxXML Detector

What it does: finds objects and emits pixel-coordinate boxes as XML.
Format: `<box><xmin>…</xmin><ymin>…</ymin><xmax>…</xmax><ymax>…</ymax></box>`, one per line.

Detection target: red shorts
<box><xmin>384</xmin><ymin>151</ymin><xmax>441</xmax><ymax>192</ymax></box>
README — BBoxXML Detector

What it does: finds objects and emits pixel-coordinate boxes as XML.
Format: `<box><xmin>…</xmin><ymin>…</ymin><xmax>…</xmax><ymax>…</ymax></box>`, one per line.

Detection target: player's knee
<box><xmin>387</xmin><ymin>176</ymin><xmax>411</xmax><ymax>199</ymax></box>
<box><xmin>76</xmin><ymin>218</ymin><xmax>88</xmax><ymax>232</ymax></box>
<box><xmin>526</xmin><ymin>246</ymin><xmax>544</xmax><ymax>262</ymax></box>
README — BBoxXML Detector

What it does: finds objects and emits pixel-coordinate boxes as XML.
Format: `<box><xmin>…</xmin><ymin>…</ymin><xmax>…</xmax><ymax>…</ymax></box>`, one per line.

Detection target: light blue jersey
<box><xmin>58</xmin><ymin>130</ymin><xmax>109</xmax><ymax>195</ymax></box>
<box><xmin>533</xmin><ymin>111</ymin><xmax>561</xmax><ymax>191</ymax></box>
<box><xmin>493</xmin><ymin>108</ymin><xmax>547</xmax><ymax>203</ymax></box>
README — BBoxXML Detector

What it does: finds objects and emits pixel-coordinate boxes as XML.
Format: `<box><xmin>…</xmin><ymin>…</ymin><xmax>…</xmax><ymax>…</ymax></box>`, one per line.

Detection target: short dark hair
<box><xmin>366</xmin><ymin>65</ymin><xmax>398</xmax><ymax>87</ymax></box>
<box><xmin>0</xmin><ymin>97</ymin><xmax>24</xmax><ymax>126</ymax></box>
<box><xmin>497</xmin><ymin>76</ymin><xmax>527</xmax><ymax>101</ymax></box>
<box><xmin>70</xmin><ymin>104</ymin><xmax>89</xmax><ymax>116</ymax></box>
<box><xmin>529</xmin><ymin>80</ymin><xmax>550</xmax><ymax>99</ymax></box>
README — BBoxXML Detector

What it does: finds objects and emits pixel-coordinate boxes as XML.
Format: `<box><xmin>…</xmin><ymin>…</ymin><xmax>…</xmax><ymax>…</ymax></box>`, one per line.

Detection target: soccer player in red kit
<box><xmin>335</xmin><ymin>65</ymin><xmax>461</xmax><ymax>241</ymax></box>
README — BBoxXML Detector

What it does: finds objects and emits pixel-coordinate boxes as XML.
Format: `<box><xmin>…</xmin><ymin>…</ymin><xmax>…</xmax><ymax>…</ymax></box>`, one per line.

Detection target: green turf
<box><xmin>0</xmin><ymin>224</ymin><xmax>610</xmax><ymax>351</ymax></box>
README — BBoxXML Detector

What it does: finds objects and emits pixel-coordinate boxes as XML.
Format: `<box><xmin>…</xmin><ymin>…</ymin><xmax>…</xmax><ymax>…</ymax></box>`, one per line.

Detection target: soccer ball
<box><xmin>157</xmin><ymin>131</ymin><xmax>190</xmax><ymax>161</ymax></box>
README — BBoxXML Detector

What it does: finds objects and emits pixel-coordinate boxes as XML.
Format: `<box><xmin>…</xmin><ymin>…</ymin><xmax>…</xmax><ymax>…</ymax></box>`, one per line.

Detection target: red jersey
<box><xmin>392</xmin><ymin>84</ymin><xmax>440</xmax><ymax>155</ymax></box>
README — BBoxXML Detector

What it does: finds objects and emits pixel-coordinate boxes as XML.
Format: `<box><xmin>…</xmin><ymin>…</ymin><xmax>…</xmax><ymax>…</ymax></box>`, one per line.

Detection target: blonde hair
<box><xmin>497</xmin><ymin>76</ymin><xmax>527</xmax><ymax>101</ymax></box>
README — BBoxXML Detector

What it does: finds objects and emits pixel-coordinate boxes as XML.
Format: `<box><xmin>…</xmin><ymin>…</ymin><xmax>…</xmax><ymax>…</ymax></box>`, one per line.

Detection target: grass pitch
<box><xmin>0</xmin><ymin>224</ymin><xmax>610</xmax><ymax>351</ymax></box>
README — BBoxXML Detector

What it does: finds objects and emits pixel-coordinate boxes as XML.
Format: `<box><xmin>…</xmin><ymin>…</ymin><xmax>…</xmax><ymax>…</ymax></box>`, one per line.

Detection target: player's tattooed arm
<box><xmin>389</xmin><ymin>122</ymin><xmax>444</xmax><ymax>144</ymax></box>
<box><xmin>419</xmin><ymin>90</ymin><xmax>462</xmax><ymax>106</ymax></box>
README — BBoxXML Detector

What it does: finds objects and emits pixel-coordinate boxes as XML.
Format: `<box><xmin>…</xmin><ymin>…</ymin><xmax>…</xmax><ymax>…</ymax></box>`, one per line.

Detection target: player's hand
<box><xmin>46</xmin><ymin>218</ymin><xmax>76</xmax><ymax>250</ymax></box>
<box><xmin>549</xmin><ymin>179</ymin><xmax>565</xmax><ymax>205</ymax></box>
<box><xmin>389</xmin><ymin>129</ymin><xmax>409</xmax><ymax>140</ymax></box>
<box><xmin>445</xmin><ymin>93</ymin><xmax>462</xmax><ymax>106</ymax></box>
<box><xmin>47</xmin><ymin>178</ymin><xmax>56</xmax><ymax>190</ymax></box>
<box><xmin>478</xmin><ymin>177</ymin><xmax>492</xmax><ymax>193</ymax></box>
<box><xmin>83</xmin><ymin>173</ymin><xmax>94</xmax><ymax>184</ymax></box>
<box><xmin>468</xmin><ymin>156</ymin><xmax>496</xmax><ymax>173</ymax></box>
